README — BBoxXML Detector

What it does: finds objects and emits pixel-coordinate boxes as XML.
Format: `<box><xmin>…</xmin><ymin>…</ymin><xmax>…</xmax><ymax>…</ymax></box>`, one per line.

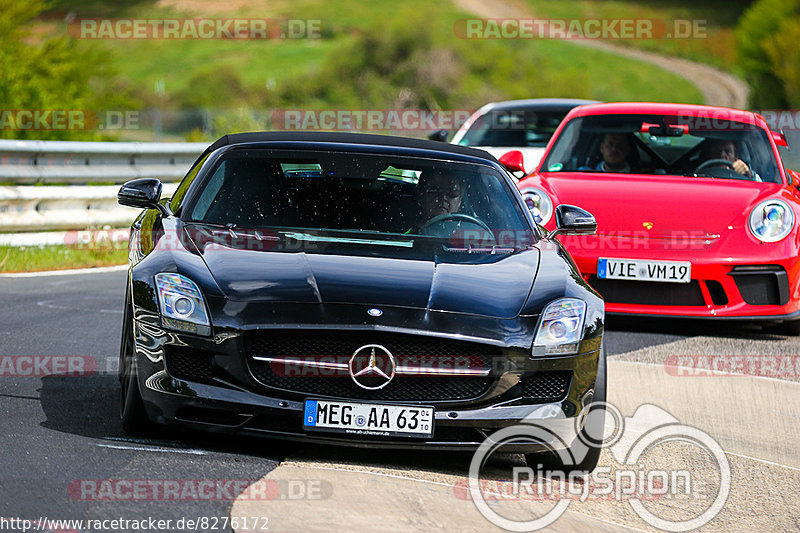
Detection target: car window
<box><xmin>183</xmin><ymin>149</ymin><xmax>534</xmax><ymax>250</ymax></box>
<box><xmin>459</xmin><ymin>109</ymin><xmax>569</xmax><ymax>147</ymax></box>
<box><xmin>169</xmin><ymin>152</ymin><xmax>210</xmax><ymax>213</ymax></box>
<box><xmin>191</xmin><ymin>159</ymin><xmax>226</xmax><ymax>218</ymax></box>
<box><xmin>541</xmin><ymin>114</ymin><xmax>781</xmax><ymax>183</ymax></box>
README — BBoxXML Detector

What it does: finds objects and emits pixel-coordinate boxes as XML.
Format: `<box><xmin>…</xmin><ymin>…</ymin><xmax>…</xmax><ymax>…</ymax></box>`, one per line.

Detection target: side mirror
<box><xmin>788</xmin><ymin>169</ymin><xmax>800</xmax><ymax>188</ymax></box>
<box><xmin>427</xmin><ymin>129</ymin><xmax>448</xmax><ymax>142</ymax></box>
<box><xmin>549</xmin><ymin>204</ymin><xmax>596</xmax><ymax>238</ymax></box>
<box><xmin>118</xmin><ymin>178</ymin><xmax>171</xmax><ymax>216</ymax></box>
<box><xmin>772</xmin><ymin>130</ymin><xmax>788</xmax><ymax>147</ymax></box>
<box><xmin>499</xmin><ymin>150</ymin><xmax>525</xmax><ymax>174</ymax></box>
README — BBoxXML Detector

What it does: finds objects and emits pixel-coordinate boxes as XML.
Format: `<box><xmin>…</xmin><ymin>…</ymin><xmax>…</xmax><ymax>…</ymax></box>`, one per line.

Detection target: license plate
<box><xmin>597</xmin><ymin>258</ymin><xmax>691</xmax><ymax>283</ymax></box>
<box><xmin>303</xmin><ymin>400</ymin><xmax>434</xmax><ymax>438</ymax></box>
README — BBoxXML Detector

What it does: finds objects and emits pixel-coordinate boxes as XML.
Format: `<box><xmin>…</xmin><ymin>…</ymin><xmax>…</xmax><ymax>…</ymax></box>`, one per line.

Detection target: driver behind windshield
<box><xmin>406</xmin><ymin>171</ymin><xmax>465</xmax><ymax>234</ymax></box>
<box><xmin>700</xmin><ymin>139</ymin><xmax>753</xmax><ymax>178</ymax></box>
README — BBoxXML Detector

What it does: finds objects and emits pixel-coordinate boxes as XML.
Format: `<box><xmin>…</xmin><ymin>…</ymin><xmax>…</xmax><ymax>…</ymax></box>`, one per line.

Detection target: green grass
<box><xmin>36</xmin><ymin>0</ymin><xmax>704</xmax><ymax>141</ymax></box>
<box><xmin>52</xmin><ymin>0</ymin><xmax>423</xmax><ymax>96</ymax></box>
<box><xmin>491</xmin><ymin>38</ymin><xmax>704</xmax><ymax>103</ymax></box>
<box><xmin>525</xmin><ymin>0</ymin><xmax>750</xmax><ymax>71</ymax></box>
<box><xmin>99</xmin><ymin>38</ymin><xmax>341</xmax><ymax>97</ymax></box>
<box><xmin>0</xmin><ymin>245</ymin><xmax>128</xmax><ymax>273</ymax></box>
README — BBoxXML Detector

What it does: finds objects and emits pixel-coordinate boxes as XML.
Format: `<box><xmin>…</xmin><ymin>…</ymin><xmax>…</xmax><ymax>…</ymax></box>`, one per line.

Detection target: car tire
<box><xmin>524</xmin><ymin>343</ymin><xmax>606</xmax><ymax>475</ymax></box>
<box><xmin>119</xmin><ymin>291</ymin><xmax>153</xmax><ymax>435</ymax></box>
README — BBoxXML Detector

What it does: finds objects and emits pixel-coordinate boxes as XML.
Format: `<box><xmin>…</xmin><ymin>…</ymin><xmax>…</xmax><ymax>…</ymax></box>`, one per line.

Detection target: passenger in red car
<box><xmin>701</xmin><ymin>139</ymin><xmax>752</xmax><ymax>177</ymax></box>
<box><xmin>597</xmin><ymin>133</ymin><xmax>634</xmax><ymax>172</ymax></box>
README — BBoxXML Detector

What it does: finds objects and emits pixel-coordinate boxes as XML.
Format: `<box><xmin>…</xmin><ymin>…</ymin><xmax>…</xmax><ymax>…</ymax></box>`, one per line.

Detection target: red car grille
<box><xmin>588</xmin><ymin>276</ymin><xmax>705</xmax><ymax>306</ymax></box>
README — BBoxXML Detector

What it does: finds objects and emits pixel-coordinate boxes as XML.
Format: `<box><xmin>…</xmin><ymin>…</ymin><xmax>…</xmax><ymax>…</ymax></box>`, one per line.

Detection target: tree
<box><xmin>0</xmin><ymin>0</ymin><xmax>129</xmax><ymax>140</ymax></box>
<box><xmin>735</xmin><ymin>0</ymin><xmax>800</xmax><ymax>108</ymax></box>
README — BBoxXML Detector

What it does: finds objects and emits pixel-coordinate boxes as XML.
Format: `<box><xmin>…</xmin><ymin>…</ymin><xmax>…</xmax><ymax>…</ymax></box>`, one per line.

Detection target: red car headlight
<box><xmin>748</xmin><ymin>199</ymin><xmax>794</xmax><ymax>243</ymax></box>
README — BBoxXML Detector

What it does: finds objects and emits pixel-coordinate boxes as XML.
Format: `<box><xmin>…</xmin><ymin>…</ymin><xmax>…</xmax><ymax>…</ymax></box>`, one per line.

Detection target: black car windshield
<box><xmin>183</xmin><ymin>148</ymin><xmax>533</xmax><ymax>250</ymax></box>
<box><xmin>540</xmin><ymin>114</ymin><xmax>781</xmax><ymax>183</ymax></box>
<box><xmin>458</xmin><ymin>108</ymin><xmax>571</xmax><ymax>147</ymax></box>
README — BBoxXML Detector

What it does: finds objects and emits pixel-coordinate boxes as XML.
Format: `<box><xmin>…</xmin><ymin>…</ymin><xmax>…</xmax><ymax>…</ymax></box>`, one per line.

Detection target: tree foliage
<box><xmin>735</xmin><ymin>0</ymin><xmax>800</xmax><ymax>108</ymax></box>
<box><xmin>0</xmin><ymin>0</ymin><xmax>128</xmax><ymax>139</ymax></box>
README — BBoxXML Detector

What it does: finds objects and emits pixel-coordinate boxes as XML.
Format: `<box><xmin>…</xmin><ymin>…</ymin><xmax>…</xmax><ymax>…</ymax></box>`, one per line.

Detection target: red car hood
<box><xmin>541</xmin><ymin>173</ymin><xmax>780</xmax><ymax>238</ymax></box>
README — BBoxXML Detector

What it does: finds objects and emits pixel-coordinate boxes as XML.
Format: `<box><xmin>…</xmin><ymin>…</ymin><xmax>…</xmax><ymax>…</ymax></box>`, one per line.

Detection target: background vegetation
<box><xmin>3</xmin><ymin>0</ymin><xmax>797</xmax><ymax>139</ymax></box>
<box><xmin>525</xmin><ymin>0</ymin><xmax>753</xmax><ymax>70</ymax></box>
<box><xmin>735</xmin><ymin>0</ymin><xmax>800</xmax><ymax>108</ymax></box>
<box><xmin>0</xmin><ymin>0</ymin><xmax>132</xmax><ymax>140</ymax></box>
<box><xmin>1</xmin><ymin>0</ymin><xmax>714</xmax><ymax>141</ymax></box>
<box><xmin>0</xmin><ymin>245</ymin><xmax>128</xmax><ymax>273</ymax></box>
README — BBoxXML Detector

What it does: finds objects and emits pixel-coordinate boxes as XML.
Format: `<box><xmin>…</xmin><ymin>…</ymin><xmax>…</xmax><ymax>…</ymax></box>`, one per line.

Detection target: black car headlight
<box><xmin>532</xmin><ymin>298</ymin><xmax>586</xmax><ymax>356</ymax></box>
<box><xmin>748</xmin><ymin>199</ymin><xmax>794</xmax><ymax>243</ymax></box>
<box><xmin>519</xmin><ymin>186</ymin><xmax>553</xmax><ymax>225</ymax></box>
<box><xmin>155</xmin><ymin>273</ymin><xmax>211</xmax><ymax>336</ymax></box>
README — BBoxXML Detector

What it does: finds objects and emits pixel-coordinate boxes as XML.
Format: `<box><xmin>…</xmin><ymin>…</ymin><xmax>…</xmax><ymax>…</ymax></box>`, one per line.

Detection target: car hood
<box><xmin>541</xmin><ymin>173</ymin><xmax>781</xmax><ymax>237</ymax></box>
<box><xmin>186</xmin><ymin>228</ymin><xmax>539</xmax><ymax>319</ymax></box>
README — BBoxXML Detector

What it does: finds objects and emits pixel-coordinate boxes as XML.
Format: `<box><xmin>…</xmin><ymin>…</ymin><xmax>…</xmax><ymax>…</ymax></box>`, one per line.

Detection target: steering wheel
<box><xmin>694</xmin><ymin>158</ymin><xmax>754</xmax><ymax>180</ymax></box>
<box><xmin>418</xmin><ymin>213</ymin><xmax>496</xmax><ymax>244</ymax></box>
<box><xmin>695</xmin><ymin>158</ymin><xmax>735</xmax><ymax>172</ymax></box>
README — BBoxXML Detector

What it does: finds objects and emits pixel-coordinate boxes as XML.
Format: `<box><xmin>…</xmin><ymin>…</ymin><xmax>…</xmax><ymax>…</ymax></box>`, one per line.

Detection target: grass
<box><xmin>524</xmin><ymin>0</ymin><xmax>751</xmax><ymax>71</ymax></box>
<box><xmin>105</xmin><ymin>38</ymin><xmax>341</xmax><ymax>97</ymax></box>
<box><xmin>47</xmin><ymin>0</ymin><xmax>435</xmax><ymax>98</ymax></box>
<box><xmin>491</xmin><ymin>38</ymin><xmax>705</xmax><ymax>103</ymax></box>
<box><xmin>35</xmin><ymin>0</ymin><xmax>704</xmax><ymax>144</ymax></box>
<box><xmin>0</xmin><ymin>245</ymin><xmax>128</xmax><ymax>273</ymax></box>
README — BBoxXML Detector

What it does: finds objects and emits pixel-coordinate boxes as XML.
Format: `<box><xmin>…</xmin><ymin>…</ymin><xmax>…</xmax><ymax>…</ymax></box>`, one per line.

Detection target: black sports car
<box><xmin>117</xmin><ymin>132</ymin><xmax>605</xmax><ymax>471</ymax></box>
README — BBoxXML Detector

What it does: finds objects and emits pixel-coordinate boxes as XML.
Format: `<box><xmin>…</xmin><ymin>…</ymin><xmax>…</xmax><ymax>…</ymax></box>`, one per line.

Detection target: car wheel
<box><xmin>119</xmin><ymin>292</ymin><xmax>152</xmax><ymax>435</ymax></box>
<box><xmin>524</xmin><ymin>343</ymin><xmax>606</xmax><ymax>475</ymax></box>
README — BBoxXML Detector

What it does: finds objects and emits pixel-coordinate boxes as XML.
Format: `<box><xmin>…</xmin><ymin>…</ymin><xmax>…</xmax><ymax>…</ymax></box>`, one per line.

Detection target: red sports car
<box><xmin>508</xmin><ymin>102</ymin><xmax>800</xmax><ymax>333</ymax></box>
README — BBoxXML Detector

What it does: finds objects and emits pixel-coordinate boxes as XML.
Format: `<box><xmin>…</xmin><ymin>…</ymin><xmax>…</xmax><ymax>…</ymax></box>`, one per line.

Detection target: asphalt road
<box><xmin>0</xmin><ymin>268</ymin><xmax>797</xmax><ymax>532</ymax></box>
<box><xmin>0</xmin><ymin>269</ymin><xmax>284</xmax><ymax>531</ymax></box>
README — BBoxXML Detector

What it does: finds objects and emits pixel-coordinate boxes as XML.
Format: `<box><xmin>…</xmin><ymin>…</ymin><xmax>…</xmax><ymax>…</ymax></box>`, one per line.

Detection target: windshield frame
<box><xmin>539</xmin><ymin>113</ymin><xmax>784</xmax><ymax>184</ymax></box>
<box><xmin>178</xmin><ymin>144</ymin><xmax>540</xmax><ymax>246</ymax></box>
<box><xmin>457</xmin><ymin>107</ymin><xmax>574</xmax><ymax>148</ymax></box>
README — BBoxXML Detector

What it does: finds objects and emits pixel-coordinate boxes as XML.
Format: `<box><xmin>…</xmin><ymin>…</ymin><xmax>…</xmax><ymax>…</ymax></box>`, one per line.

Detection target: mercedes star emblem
<box><xmin>349</xmin><ymin>344</ymin><xmax>396</xmax><ymax>390</ymax></box>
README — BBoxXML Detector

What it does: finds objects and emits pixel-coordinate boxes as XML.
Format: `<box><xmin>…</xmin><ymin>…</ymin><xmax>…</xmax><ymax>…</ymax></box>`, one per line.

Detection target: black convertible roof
<box><xmin>200</xmin><ymin>131</ymin><xmax>497</xmax><ymax>161</ymax></box>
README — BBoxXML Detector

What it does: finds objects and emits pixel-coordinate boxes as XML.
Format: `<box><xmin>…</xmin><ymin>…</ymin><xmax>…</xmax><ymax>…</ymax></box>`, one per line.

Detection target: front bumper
<box><xmin>564</xmin><ymin>233</ymin><xmax>800</xmax><ymax>319</ymax></box>
<box><xmin>141</xmin><ymin>371</ymin><xmax>582</xmax><ymax>452</ymax></box>
<box><xmin>132</xmin><ymin>313</ymin><xmax>601</xmax><ymax>452</ymax></box>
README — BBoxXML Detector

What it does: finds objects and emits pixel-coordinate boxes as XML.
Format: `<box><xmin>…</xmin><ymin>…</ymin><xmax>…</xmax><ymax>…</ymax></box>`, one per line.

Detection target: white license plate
<box><xmin>303</xmin><ymin>400</ymin><xmax>434</xmax><ymax>438</ymax></box>
<box><xmin>597</xmin><ymin>258</ymin><xmax>691</xmax><ymax>283</ymax></box>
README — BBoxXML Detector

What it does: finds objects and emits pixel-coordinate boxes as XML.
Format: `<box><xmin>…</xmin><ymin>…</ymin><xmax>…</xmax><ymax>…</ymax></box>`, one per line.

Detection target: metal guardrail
<box><xmin>0</xmin><ymin>183</ymin><xmax>179</xmax><ymax>234</ymax></box>
<box><xmin>0</xmin><ymin>139</ymin><xmax>206</xmax><ymax>184</ymax></box>
<box><xmin>0</xmin><ymin>140</ymin><xmax>202</xmax><ymax>242</ymax></box>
